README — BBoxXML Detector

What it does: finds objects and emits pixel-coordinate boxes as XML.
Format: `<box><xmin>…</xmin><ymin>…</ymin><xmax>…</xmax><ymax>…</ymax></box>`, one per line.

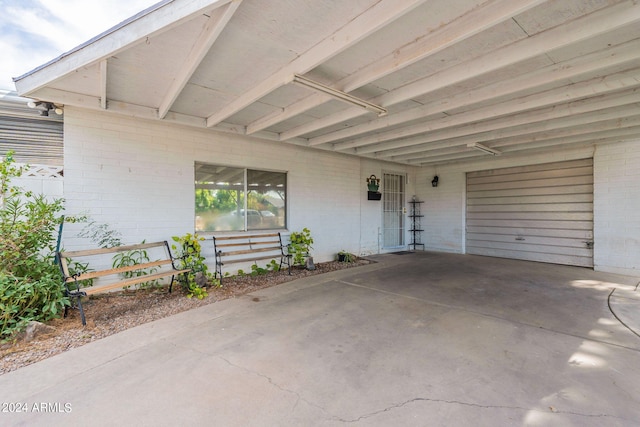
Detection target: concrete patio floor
<box><xmin>1</xmin><ymin>252</ymin><xmax>639</xmax><ymax>426</ymax></box>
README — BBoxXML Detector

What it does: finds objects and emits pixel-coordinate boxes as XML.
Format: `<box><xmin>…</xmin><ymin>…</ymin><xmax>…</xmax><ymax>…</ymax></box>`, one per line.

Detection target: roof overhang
<box><xmin>14</xmin><ymin>0</ymin><xmax>640</xmax><ymax>166</ymax></box>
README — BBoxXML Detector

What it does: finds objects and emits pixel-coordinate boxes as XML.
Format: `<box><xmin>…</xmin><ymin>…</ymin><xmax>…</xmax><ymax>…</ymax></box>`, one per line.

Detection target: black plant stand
<box><xmin>409</xmin><ymin>199</ymin><xmax>424</xmax><ymax>251</ymax></box>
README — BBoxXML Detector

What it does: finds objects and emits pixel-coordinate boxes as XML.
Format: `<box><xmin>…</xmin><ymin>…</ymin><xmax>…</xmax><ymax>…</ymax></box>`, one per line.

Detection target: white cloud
<box><xmin>0</xmin><ymin>0</ymin><xmax>160</xmax><ymax>91</ymax></box>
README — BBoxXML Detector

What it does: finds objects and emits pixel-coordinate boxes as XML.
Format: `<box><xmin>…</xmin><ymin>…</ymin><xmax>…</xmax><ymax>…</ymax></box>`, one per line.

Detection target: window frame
<box><xmin>195</xmin><ymin>162</ymin><xmax>287</xmax><ymax>233</ymax></box>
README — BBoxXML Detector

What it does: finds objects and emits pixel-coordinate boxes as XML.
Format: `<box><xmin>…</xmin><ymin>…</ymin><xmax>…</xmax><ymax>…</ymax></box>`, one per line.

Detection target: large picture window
<box><xmin>195</xmin><ymin>163</ymin><xmax>286</xmax><ymax>232</ymax></box>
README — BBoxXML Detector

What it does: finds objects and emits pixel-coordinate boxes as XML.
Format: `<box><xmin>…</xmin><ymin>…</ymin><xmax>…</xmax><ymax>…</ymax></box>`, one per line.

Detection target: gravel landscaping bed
<box><xmin>1</xmin><ymin>259</ymin><xmax>370</xmax><ymax>375</ymax></box>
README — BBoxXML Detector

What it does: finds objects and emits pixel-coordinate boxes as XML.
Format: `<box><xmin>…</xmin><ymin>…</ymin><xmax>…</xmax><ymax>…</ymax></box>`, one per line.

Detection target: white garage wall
<box><xmin>593</xmin><ymin>141</ymin><xmax>640</xmax><ymax>276</ymax></box>
<box><xmin>60</xmin><ymin>107</ymin><xmax>413</xmax><ymax>269</ymax></box>
<box><xmin>414</xmin><ymin>143</ymin><xmax>640</xmax><ymax>276</ymax></box>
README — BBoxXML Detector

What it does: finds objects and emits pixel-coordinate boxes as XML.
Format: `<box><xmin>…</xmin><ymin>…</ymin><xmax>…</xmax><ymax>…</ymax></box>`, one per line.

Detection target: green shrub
<box><xmin>112</xmin><ymin>241</ymin><xmax>160</xmax><ymax>289</ymax></box>
<box><xmin>337</xmin><ymin>251</ymin><xmax>355</xmax><ymax>263</ymax></box>
<box><xmin>288</xmin><ymin>228</ymin><xmax>314</xmax><ymax>266</ymax></box>
<box><xmin>0</xmin><ymin>273</ymin><xmax>69</xmax><ymax>340</ymax></box>
<box><xmin>171</xmin><ymin>233</ymin><xmax>216</xmax><ymax>298</ymax></box>
<box><xmin>0</xmin><ymin>151</ymin><xmax>68</xmax><ymax>340</ymax></box>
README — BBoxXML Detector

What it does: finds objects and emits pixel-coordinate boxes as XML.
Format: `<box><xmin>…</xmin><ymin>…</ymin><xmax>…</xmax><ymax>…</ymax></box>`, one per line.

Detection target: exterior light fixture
<box><xmin>26</xmin><ymin>100</ymin><xmax>63</xmax><ymax>116</ymax></box>
<box><xmin>467</xmin><ymin>142</ymin><xmax>501</xmax><ymax>156</ymax></box>
<box><xmin>293</xmin><ymin>74</ymin><xmax>387</xmax><ymax>116</ymax></box>
<box><xmin>431</xmin><ymin>175</ymin><xmax>439</xmax><ymax>187</ymax></box>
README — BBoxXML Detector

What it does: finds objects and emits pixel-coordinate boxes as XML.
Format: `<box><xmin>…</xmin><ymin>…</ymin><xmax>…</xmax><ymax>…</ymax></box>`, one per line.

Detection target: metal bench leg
<box><xmin>280</xmin><ymin>255</ymin><xmax>292</xmax><ymax>275</ymax></box>
<box><xmin>77</xmin><ymin>295</ymin><xmax>86</xmax><ymax>326</ymax></box>
<box><xmin>65</xmin><ymin>279</ymin><xmax>87</xmax><ymax>325</ymax></box>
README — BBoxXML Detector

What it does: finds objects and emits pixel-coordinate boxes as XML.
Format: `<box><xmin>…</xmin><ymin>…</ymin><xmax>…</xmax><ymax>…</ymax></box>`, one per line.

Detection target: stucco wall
<box><xmin>60</xmin><ymin>107</ymin><xmax>414</xmax><ymax>272</ymax></box>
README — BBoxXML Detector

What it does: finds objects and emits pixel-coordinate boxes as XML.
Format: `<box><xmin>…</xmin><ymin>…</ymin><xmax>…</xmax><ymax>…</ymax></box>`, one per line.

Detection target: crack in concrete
<box><xmin>337</xmin><ymin>280</ymin><xmax>640</xmax><ymax>353</ymax></box>
<box><xmin>217</xmin><ymin>356</ymin><xmax>336</xmax><ymax>420</ymax></box>
<box><xmin>341</xmin><ymin>397</ymin><xmax>635</xmax><ymax>423</ymax></box>
<box><xmin>193</xmin><ymin>354</ymin><xmax>640</xmax><ymax>424</ymax></box>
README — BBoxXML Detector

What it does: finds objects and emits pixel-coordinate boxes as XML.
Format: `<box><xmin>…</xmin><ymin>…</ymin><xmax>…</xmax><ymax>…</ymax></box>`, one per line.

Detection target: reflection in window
<box><xmin>195</xmin><ymin>163</ymin><xmax>286</xmax><ymax>232</ymax></box>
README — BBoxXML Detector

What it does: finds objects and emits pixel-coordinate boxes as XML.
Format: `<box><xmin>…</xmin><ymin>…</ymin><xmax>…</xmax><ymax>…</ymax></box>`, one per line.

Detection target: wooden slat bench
<box><xmin>57</xmin><ymin>241</ymin><xmax>191</xmax><ymax>325</ymax></box>
<box><xmin>212</xmin><ymin>232</ymin><xmax>291</xmax><ymax>283</ymax></box>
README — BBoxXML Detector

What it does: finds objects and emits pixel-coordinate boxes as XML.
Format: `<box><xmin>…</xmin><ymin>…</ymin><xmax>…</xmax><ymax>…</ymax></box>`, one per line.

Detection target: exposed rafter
<box><xmin>377</xmin><ymin>110</ymin><xmax>640</xmax><ymax>161</ymax></box>
<box><xmin>99</xmin><ymin>60</ymin><xmax>107</xmax><ymax>109</ymax></box>
<box><xmin>246</xmin><ymin>0</ymin><xmax>546</xmax><ymax>135</ymax></box>
<box><xmin>158</xmin><ymin>0</ymin><xmax>242</xmax><ymax>119</ymax></box>
<box><xmin>205</xmin><ymin>0</ymin><xmax>429</xmax><ymax>128</ymax></box>
<box><xmin>287</xmin><ymin>0</ymin><xmax>640</xmax><ymax>144</ymax></box>
<box><xmin>14</xmin><ymin>0</ymin><xmax>640</xmax><ymax>167</ymax></box>
<box><xmin>353</xmin><ymin>88</ymin><xmax>640</xmax><ymax>156</ymax></box>
<box><xmin>333</xmin><ymin>68</ymin><xmax>640</xmax><ymax>153</ymax></box>
<box><xmin>309</xmin><ymin>39</ymin><xmax>640</xmax><ymax>148</ymax></box>
<box><xmin>15</xmin><ymin>0</ymin><xmax>235</xmax><ymax>96</ymax></box>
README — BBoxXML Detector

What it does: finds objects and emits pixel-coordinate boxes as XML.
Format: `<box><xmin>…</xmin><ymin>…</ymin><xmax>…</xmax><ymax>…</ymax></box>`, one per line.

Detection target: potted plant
<box><xmin>337</xmin><ymin>250</ymin><xmax>354</xmax><ymax>263</ymax></box>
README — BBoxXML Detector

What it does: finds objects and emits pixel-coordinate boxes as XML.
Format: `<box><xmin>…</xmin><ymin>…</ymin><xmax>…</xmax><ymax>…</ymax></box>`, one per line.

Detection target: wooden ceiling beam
<box><xmin>354</xmin><ymin>89</ymin><xmax>640</xmax><ymax>156</ymax></box>
<box><xmin>99</xmin><ymin>60</ymin><xmax>108</xmax><ymax>110</ymax></box>
<box><xmin>289</xmin><ymin>0</ymin><xmax>640</xmax><ymax>144</ymax></box>
<box><xmin>409</xmin><ymin>130</ymin><xmax>640</xmax><ymax>166</ymax></box>
<box><xmin>205</xmin><ymin>0</ymin><xmax>429</xmax><ymax>128</ymax></box>
<box><xmin>14</xmin><ymin>0</ymin><xmax>234</xmax><ymax>96</ymax></box>
<box><xmin>245</xmin><ymin>0</ymin><xmax>546</xmax><ymax>135</ymax></box>
<box><xmin>311</xmin><ymin>40</ymin><xmax>640</xmax><ymax>148</ymax></box>
<box><xmin>336</xmin><ymin>68</ymin><xmax>640</xmax><ymax>153</ymax></box>
<box><xmin>384</xmin><ymin>114</ymin><xmax>640</xmax><ymax>162</ymax></box>
<box><xmin>356</xmin><ymin>89</ymin><xmax>640</xmax><ymax>155</ymax></box>
<box><xmin>158</xmin><ymin>1</ymin><xmax>242</xmax><ymax>119</ymax></box>
<box><xmin>30</xmin><ymin>86</ymin><xmax>307</xmax><ymax>145</ymax></box>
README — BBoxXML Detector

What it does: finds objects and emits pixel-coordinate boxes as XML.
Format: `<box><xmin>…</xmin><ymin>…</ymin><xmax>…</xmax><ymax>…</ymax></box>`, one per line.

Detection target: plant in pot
<box><xmin>337</xmin><ymin>250</ymin><xmax>355</xmax><ymax>263</ymax></box>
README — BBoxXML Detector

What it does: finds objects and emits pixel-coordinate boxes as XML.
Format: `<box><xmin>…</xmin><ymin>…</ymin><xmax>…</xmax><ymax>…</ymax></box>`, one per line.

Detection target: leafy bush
<box><xmin>112</xmin><ymin>241</ymin><xmax>160</xmax><ymax>289</ymax></box>
<box><xmin>171</xmin><ymin>233</ymin><xmax>216</xmax><ymax>298</ymax></box>
<box><xmin>255</xmin><ymin>259</ymin><xmax>281</xmax><ymax>275</ymax></box>
<box><xmin>288</xmin><ymin>228</ymin><xmax>314</xmax><ymax>266</ymax></box>
<box><xmin>337</xmin><ymin>251</ymin><xmax>355</xmax><ymax>263</ymax></box>
<box><xmin>0</xmin><ymin>151</ymin><xmax>67</xmax><ymax>340</ymax></box>
<box><xmin>0</xmin><ymin>273</ymin><xmax>69</xmax><ymax>340</ymax></box>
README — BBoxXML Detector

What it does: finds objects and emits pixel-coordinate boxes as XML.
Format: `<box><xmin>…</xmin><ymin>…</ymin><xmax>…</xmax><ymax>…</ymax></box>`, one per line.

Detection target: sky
<box><xmin>0</xmin><ymin>0</ymin><xmax>160</xmax><ymax>91</ymax></box>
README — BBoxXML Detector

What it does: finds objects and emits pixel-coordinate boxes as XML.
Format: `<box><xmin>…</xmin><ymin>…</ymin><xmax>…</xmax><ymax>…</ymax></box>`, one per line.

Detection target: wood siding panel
<box><xmin>466</xmin><ymin>159</ymin><xmax>593</xmax><ymax>267</ymax></box>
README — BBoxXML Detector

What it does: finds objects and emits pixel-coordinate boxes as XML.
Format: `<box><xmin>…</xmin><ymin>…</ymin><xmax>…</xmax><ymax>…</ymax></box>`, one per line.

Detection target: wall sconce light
<box><xmin>431</xmin><ymin>175</ymin><xmax>439</xmax><ymax>187</ymax></box>
<box><xmin>367</xmin><ymin>174</ymin><xmax>381</xmax><ymax>200</ymax></box>
<box><xmin>27</xmin><ymin>100</ymin><xmax>63</xmax><ymax>116</ymax></box>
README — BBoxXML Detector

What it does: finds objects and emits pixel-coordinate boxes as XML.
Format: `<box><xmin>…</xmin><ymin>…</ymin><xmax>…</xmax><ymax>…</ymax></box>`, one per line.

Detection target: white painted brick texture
<box><xmin>60</xmin><ymin>108</ymin><xmax>639</xmax><ymax>276</ymax></box>
<box><xmin>60</xmin><ymin>108</ymin><xmax>403</xmax><ymax>271</ymax></box>
<box><xmin>594</xmin><ymin>141</ymin><xmax>640</xmax><ymax>276</ymax></box>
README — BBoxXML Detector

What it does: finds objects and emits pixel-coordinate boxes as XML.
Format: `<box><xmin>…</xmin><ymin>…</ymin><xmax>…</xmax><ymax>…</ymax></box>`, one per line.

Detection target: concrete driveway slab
<box><xmin>1</xmin><ymin>252</ymin><xmax>639</xmax><ymax>426</ymax></box>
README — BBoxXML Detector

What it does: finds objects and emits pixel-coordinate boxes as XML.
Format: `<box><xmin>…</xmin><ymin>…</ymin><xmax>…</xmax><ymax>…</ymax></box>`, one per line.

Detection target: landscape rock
<box><xmin>18</xmin><ymin>321</ymin><xmax>56</xmax><ymax>343</ymax></box>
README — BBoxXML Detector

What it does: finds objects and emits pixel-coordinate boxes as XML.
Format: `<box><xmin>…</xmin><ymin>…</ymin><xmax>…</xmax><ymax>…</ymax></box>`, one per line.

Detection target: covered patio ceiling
<box><xmin>14</xmin><ymin>0</ymin><xmax>640</xmax><ymax>166</ymax></box>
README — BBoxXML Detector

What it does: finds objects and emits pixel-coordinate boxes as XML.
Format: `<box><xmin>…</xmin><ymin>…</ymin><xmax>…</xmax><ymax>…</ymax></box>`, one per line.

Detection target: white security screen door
<box><xmin>383</xmin><ymin>173</ymin><xmax>405</xmax><ymax>248</ymax></box>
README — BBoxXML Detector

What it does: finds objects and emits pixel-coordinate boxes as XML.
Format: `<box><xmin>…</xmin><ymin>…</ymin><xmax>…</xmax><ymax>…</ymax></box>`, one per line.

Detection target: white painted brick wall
<box><xmin>60</xmin><ymin>108</ymin><xmax>639</xmax><ymax>276</ymax></box>
<box><xmin>594</xmin><ymin>141</ymin><xmax>640</xmax><ymax>276</ymax></box>
<box><xmin>61</xmin><ymin>108</ymin><xmax>409</xmax><ymax>274</ymax></box>
<box><xmin>414</xmin><ymin>168</ymin><xmax>466</xmax><ymax>253</ymax></box>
